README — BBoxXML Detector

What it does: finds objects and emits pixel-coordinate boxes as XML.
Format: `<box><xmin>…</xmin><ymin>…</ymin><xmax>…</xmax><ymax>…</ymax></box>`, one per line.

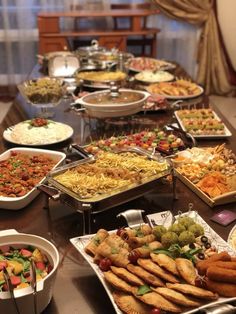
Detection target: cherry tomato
<box><xmin>128</xmin><ymin>251</ymin><xmax>140</xmax><ymax>264</ymax></box>
<box><xmin>116</xmin><ymin>227</ymin><xmax>126</xmax><ymax>237</ymax></box>
<box><xmin>150</xmin><ymin>308</ymin><xmax>161</xmax><ymax>314</ymax></box>
<box><xmin>195</xmin><ymin>276</ymin><xmax>207</xmax><ymax>289</ymax></box>
<box><xmin>99</xmin><ymin>258</ymin><xmax>112</xmax><ymax>272</ymax></box>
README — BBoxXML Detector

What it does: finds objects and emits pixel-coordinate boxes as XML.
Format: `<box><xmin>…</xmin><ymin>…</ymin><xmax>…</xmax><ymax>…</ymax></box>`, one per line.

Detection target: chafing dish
<box><xmin>75</xmin><ymin>70</ymin><xmax>128</xmax><ymax>90</ymax></box>
<box><xmin>76</xmin><ymin>85</ymin><xmax>150</xmax><ymax>118</ymax></box>
<box><xmin>76</xmin><ymin>40</ymin><xmax>106</xmax><ymax>58</ymax></box>
<box><xmin>89</xmin><ymin>51</ymin><xmax>134</xmax><ymax>68</ymax></box>
<box><xmin>48</xmin><ymin>55</ymin><xmax>80</xmax><ymax>77</ymax></box>
<box><xmin>41</xmin><ymin>148</ymin><xmax>173</xmax><ymax>234</ymax></box>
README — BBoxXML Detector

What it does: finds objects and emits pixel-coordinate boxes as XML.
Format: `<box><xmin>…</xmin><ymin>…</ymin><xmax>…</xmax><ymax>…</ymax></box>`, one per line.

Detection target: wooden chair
<box><xmin>111</xmin><ymin>3</ymin><xmax>158</xmax><ymax>57</ymax></box>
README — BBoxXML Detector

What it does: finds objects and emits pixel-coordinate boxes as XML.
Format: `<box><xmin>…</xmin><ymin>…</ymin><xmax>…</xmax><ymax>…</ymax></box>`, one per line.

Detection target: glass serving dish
<box><xmin>18</xmin><ymin>77</ymin><xmax>66</xmax><ymax>118</ymax></box>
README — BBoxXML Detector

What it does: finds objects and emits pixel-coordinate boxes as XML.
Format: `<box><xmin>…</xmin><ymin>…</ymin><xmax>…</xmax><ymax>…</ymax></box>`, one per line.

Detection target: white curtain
<box><xmin>148</xmin><ymin>13</ymin><xmax>200</xmax><ymax>78</ymax></box>
<box><xmin>0</xmin><ymin>0</ymin><xmax>199</xmax><ymax>86</ymax></box>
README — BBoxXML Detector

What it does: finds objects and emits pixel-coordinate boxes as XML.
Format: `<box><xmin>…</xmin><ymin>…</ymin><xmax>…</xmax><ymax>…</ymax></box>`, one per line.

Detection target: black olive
<box><xmin>204</xmin><ymin>242</ymin><xmax>211</xmax><ymax>249</ymax></box>
<box><xmin>189</xmin><ymin>243</ymin><xmax>196</xmax><ymax>249</ymax></box>
<box><xmin>197</xmin><ymin>253</ymin><xmax>205</xmax><ymax>260</ymax></box>
<box><xmin>201</xmin><ymin>236</ymin><xmax>208</xmax><ymax>243</ymax></box>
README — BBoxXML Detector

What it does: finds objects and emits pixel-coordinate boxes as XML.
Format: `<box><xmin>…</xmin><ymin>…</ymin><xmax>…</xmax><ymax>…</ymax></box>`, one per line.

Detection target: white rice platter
<box><xmin>3</xmin><ymin>118</ymin><xmax>74</xmax><ymax>146</ymax></box>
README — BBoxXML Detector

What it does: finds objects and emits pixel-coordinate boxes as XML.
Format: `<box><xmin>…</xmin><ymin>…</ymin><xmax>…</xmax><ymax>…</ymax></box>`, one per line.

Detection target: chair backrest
<box><xmin>111</xmin><ymin>3</ymin><xmax>152</xmax><ymax>29</ymax></box>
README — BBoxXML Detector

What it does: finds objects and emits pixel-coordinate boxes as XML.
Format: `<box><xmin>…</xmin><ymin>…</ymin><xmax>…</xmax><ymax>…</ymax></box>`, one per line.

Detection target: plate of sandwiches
<box><xmin>71</xmin><ymin>211</ymin><xmax>236</xmax><ymax>314</ymax></box>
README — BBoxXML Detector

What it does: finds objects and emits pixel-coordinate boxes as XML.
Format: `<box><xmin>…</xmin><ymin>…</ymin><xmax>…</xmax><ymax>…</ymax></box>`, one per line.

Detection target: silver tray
<box><xmin>46</xmin><ymin>148</ymin><xmax>171</xmax><ymax>212</ymax></box>
<box><xmin>175</xmin><ymin>110</ymin><xmax>232</xmax><ymax>139</ymax></box>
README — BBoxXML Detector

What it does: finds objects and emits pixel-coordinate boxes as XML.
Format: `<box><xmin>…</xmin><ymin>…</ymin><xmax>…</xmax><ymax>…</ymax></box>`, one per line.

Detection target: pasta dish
<box><xmin>53</xmin><ymin>152</ymin><xmax>169</xmax><ymax>199</ymax></box>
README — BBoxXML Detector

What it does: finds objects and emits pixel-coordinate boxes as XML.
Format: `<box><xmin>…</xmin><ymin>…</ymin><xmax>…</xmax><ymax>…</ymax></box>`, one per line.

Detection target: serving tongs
<box><xmin>2</xmin><ymin>267</ymin><xmax>21</xmax><ymax>314</ymax></box>
<box><xmin>30</xmin><ymin>260</ymin><xmax>38</xmax><ymax>314</ymax></box>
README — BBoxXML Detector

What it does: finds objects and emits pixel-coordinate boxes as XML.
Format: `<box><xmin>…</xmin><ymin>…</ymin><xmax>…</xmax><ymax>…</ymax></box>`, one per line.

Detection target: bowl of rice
<box><xmin>3</xmin><ymin>118</ymin><xmax>74</xmax><ymax>146</ymax></box>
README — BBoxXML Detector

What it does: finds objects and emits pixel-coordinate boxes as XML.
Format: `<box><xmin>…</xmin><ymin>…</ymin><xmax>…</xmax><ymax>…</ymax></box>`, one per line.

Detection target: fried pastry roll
<box><xmin>127</xmin><ymin>264</ymin><xmax>164</xmax><ymax>287</ymax></box>
<box><xmin>113</xmin><ymin>291</ymin><xmax>151</xmax><ymax>314</ymax></box>
<box><xmin>84</xmin><ymin>229</ymin><xmax>109</xmax><ymax>256</ymax></box>
<box><xmin>207</xmin><ymin>266</ymin><xmax>236</xmax><ymax>284</ymax></box>
<box><xmin>208</xmin><ymin>261</ymin><xmax>236</xmax><ymax>270</ymax></box>
<box><xmin>120</xmin><ymin>225</ymin><xmax>153</xmax><ymax>241</ymax></box>
<box><xmin>166</xmin><ymin>283</ymin><xmax>218</xmax><ymax>300</ymax></box>
<box><xmin>105</xmin><ymin>234</ymin><xmax>130</xmax><ymax>251</ymax></box>
<box><xmin>128</xmin><ymin>234</ymin><xmax>156</xmax><ymax>249</ymax></box>
<box><xmin>137</xmin><ymin>258</ymin><xmax>179</xmax><ymax>283</ymax></box>
<box><xmin>150</xmin><ymin>253</ymin><xmax>179</xmax><ymax>276</ymax></box>
<box><xmin>131</xmin><ymin>287</ymin><xmax>182</xmax><ymax>313</ymax></box>
<box><xmin>103</xmin><ymin>271</ymin><xmax>132</xmax><ymax>293</ymax></box>
<box><xmin>131</xmin><ymin>241</ymin><xmax>162</xmax><ymax>258</ymax></box>
<box><xmin>152</xmin><ymin>287</ymin><xmax>202</xmax><ymax>307</ymax></box>
<box><xmin>110</xmin><ymin>266</ymin><xmax>144</xmax><ymax>286</ymax></box>
<box><xmin>175</xmin><ymin>258</ymin><xmax>197</xmax><ymax>285</ymax></box>
<box><xmin>196</xmin><ymin>251</ymin><xmax>231</xmax><ymax>275</ymax></box>
<box><xmin>206</xmin><ymin>278</ymin><xmax>236</xmax><ymax>297</ymax></box>
<box><xmin>96</xmin><ymin>241</ymin><xmax>129</xmax><ymax>267</ymax></box>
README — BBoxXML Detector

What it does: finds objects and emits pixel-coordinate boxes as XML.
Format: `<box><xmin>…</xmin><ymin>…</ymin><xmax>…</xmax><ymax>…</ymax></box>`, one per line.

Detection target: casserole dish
<box><xmin>76</xmin><ymin>86</ymin><xmax>150</xmax><ymax>118</ymax></box>
<box><xmin>0</xmin><ymin>229</ymin><xmax>59</xmax><ymax>314</ymax></box>
<box><xmin>0</xmin><ymin>147</ymin><xmax>66</xmax><ymax>210</ymax></box>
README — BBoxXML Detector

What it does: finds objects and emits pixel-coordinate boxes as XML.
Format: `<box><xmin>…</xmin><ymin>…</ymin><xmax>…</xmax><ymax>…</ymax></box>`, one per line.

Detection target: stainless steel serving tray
<box><xmin>46</xmin><ymin>148</ymin><xmax>171</xmax><ymax>212</ymax></box>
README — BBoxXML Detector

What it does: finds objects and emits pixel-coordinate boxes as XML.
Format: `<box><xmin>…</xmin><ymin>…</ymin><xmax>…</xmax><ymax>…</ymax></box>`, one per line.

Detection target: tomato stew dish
<box><xmin>0</xmin><ymin>151</ymin><xmax>56</xmax><ymax>197</ymax></box>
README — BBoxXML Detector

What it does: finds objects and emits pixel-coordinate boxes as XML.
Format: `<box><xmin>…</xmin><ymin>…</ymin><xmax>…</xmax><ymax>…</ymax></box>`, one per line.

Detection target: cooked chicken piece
<box><xmin>137</xmin><ymin>258</ymin><xmax>179</xmax><ymax>283</ymax></box>
<box><xmin>131</xmin><ymin>287</ymin><xmax>182</xmax><ymax>313</ymax></box>
<box><xmin>103</xmin><ymin>271</ymin><xmax>132</xmax><ymax>293</ymax></box>
<box><xmin>111</xmin><ymin>266</ymin><xmax>144</xmax><ymax>286</ymax></box>
<box><xmin>175</xmin><ymin>258</ymin><xmax>197</xmax><ymax>285</ymax></box>
<box><xmin>127</xmin><ymin>264</ymin><xmax>164</xmax><ymax>287</ymax></box>
<box><xmin>150</xmin><ymin>253</ymin><xmax>179</xmax><ymax>276</ymax></box>
<box><xmin>113</xmin><ymin>291</ymin><xmax>151</xmax><ymax>314</ymax></box>
<box><xmin>152</xmin><ymin>287</ymin><xmax>202</xmax><ymax>307</ymax></box>
<box><xmin>166</xmin><ymin>283</ymin><xmax>218</xmax><ymax>300</ymax></box>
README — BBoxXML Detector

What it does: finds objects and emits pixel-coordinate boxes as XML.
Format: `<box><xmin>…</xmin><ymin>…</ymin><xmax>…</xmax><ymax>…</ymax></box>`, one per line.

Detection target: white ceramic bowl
<box><xmin>0</xmin><ymin>147</ymin><xmax>66</xmax><ymax>210</ymax></box>
<box><xmin>0</xmin><ymin>229</ymin><xmax>59</xmax><ymax>314</ymax></box>
<box><xmin>77</xmin><ymin>89</ymin><xmax>150</xmax><ymax>118</ymax></box>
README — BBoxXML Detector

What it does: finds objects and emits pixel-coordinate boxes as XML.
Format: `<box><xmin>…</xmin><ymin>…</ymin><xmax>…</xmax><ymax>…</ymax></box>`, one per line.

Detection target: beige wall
<box><xmin>217</xmin><ymin>0</ymin><xmax>236</xmax><ymax>70</ymax></box>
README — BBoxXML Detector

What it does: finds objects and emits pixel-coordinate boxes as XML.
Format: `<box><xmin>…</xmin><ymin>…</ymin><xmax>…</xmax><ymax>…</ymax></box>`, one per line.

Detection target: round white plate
<box><xmin>227</xmin><ymin>223</ymin><xmax>236</xmax><ymax>251</ymax></box>
<box><xmin>134</xmin><ymin>70</ymin><xmax>175</xmax><ymax>83</ymax></box>
<box><xmin>3</xmin><ymin>120</ymin><xmax>74</xmax><ymax>146</ymax></box>
<box><xmin>146</xmin><ymin>85</ymin><xmax>204</xmax><ymax>100</ymax></box>
<box><xmin>126</xmin><ymin>57</ymin><xmax>176</xmax><ymax>73</ymax></box>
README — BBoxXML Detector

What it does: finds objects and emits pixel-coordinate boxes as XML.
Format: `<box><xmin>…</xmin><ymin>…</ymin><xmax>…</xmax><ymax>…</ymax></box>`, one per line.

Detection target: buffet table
<box><xmin>0</xmin><ymin>63</ymin><xmax>236</xmax><ymax>314</ymax></box>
